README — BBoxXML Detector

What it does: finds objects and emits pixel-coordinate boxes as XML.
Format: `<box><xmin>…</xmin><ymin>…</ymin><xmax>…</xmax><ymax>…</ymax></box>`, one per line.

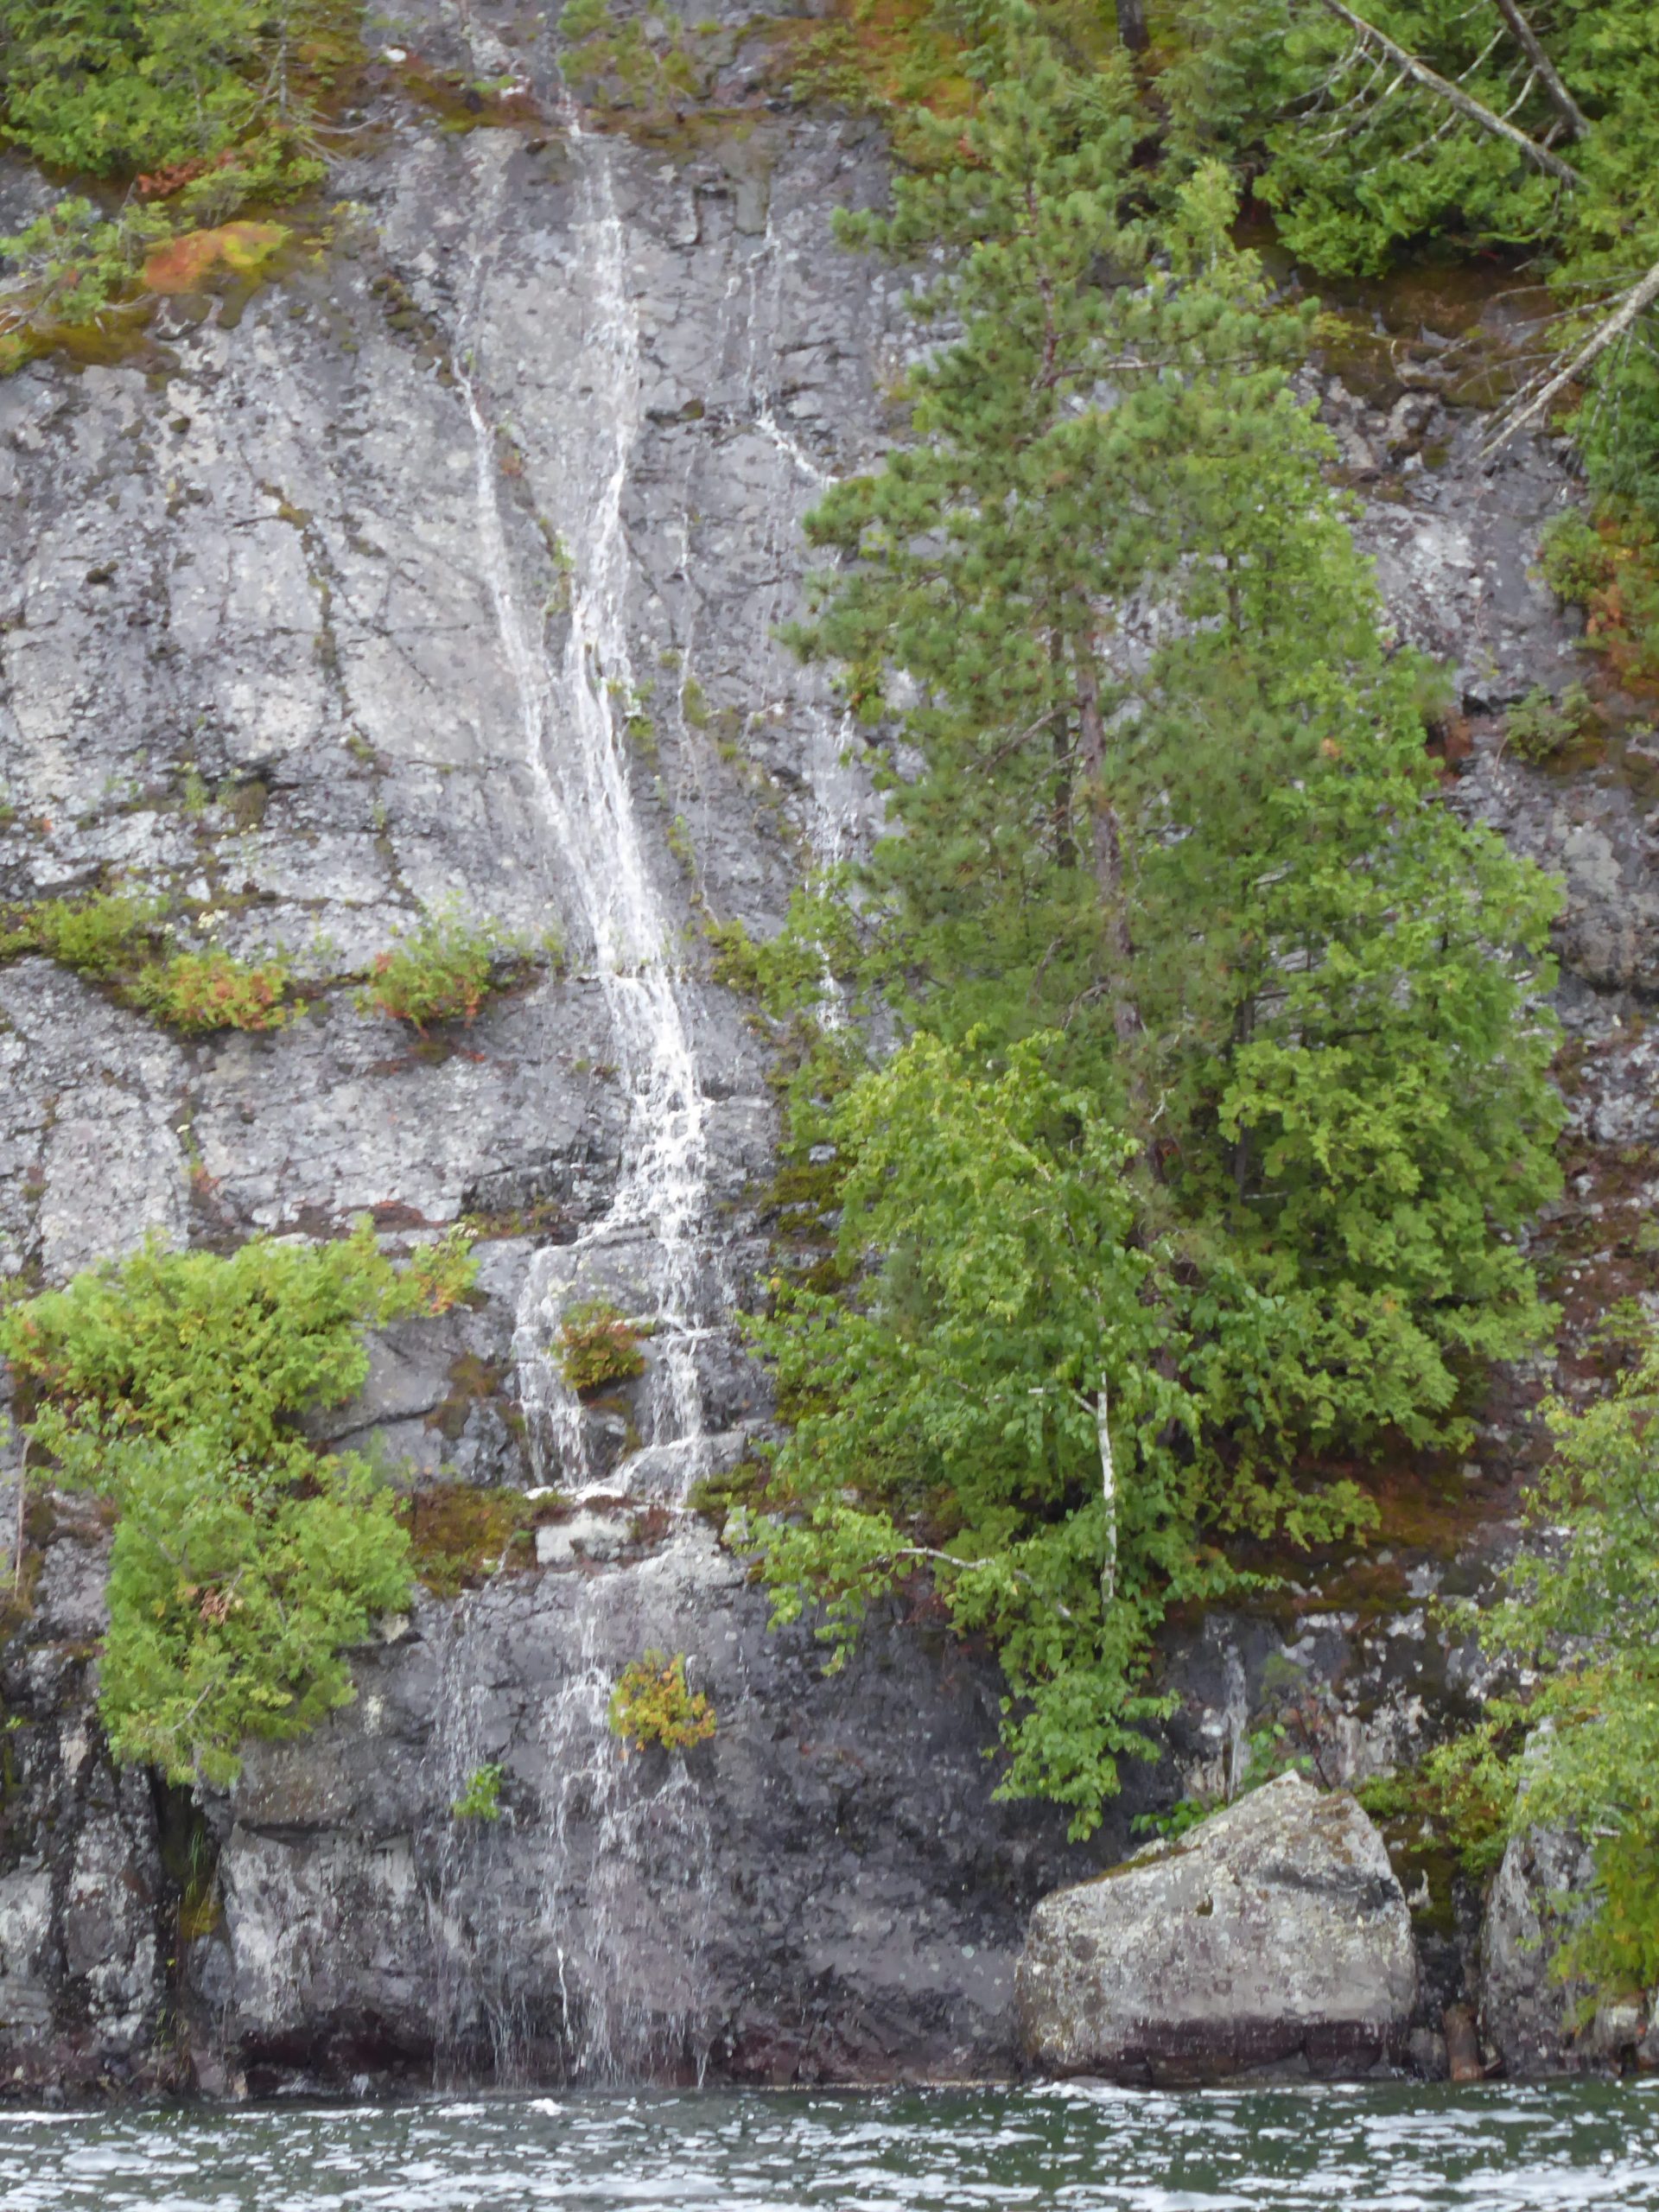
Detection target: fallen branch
<box><xmin>1489</xmin><ymin>0</ymin><xmax>1589</xmax><ymax>141</ymax></box>
<box><xmin>1482</xmin><ymin>256</ymin><xmax>1659</xmax><ymax>461</ymax></box>
<box><xmin>1309</xmin><ymin>0</ymin><xmax>1585</xmax><ymax>187</ymax></box>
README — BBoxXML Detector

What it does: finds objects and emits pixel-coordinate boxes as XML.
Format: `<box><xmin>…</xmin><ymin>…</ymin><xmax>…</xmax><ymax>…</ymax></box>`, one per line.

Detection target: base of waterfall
<box><xmin>1016</xmin><ymin>1775</ymin><xmax>1419</xmax><ymax>2086</ymax></box>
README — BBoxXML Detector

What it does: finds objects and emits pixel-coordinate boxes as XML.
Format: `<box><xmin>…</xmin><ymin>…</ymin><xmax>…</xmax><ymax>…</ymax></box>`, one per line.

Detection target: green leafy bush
<box><xmin>1</xmin><ymin>1222</ymin><xmax>475</xmax><ymax>1785</ymax></box>
<box><xmin>1540</xmin><ymin>513</ymin><xmax>1618</xmax><ymax>607</ymax></box>
<box><xmin>607</xmin><ymin>1650</ymin><xmax>716</xmax><ymax>1755</ymax></box>
<box><xmin>46</xmin><ymin>1417</ymin><xmax>410</xmax><ymax>1787</ymax></box>
<box><xmin>1538</xmin><ymin>504</ymin><xmax>1659</xmax><ymax>685</ymax></box>
<box><xmin>359</xmin><ymin>904</ymin><xmax>525</xmax><ymax>1033</ymax></box>
<box><xmin>128</xmin><ymin>948</ymin><xmax>300</xmax><ymax>1033</ymax></box>
<box><xmin>451</xmin><ymin>1762</ymin><xmax>505</xmax><ymax>1821</ymax></box>
<box><xmin>554</xmin><ymin>1299</ymin><xmax>645</xmax><ymax>1393</ymax></box>
<box><xmin>1471</xmin><ymin>1329</ymin><xmax>1659</xmax><ymax>1995</ymax></box>
<box><xmin>1357</xmin><ymin>1729</ymin><xmax>1516</xmax><ymax>1883</ymax></box>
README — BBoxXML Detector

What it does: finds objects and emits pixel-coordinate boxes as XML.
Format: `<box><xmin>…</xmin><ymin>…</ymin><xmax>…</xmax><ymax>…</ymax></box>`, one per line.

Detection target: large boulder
<box><xmin>1017</xmin><ymin>1773</ymin><xmax>1419</xmax><ymax>2084</ymax></box>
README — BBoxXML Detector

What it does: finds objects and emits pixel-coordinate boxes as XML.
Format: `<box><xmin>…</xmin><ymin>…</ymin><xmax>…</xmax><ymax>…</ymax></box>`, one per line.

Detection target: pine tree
<box><xmin>748</xmin><ymin>19</ymin><xmax>1565</xmax><ymax>1826</ymax></box>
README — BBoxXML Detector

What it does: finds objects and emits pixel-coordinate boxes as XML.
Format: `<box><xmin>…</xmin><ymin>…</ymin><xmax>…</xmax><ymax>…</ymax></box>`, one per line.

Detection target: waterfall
<box><xmin>452</xmin><ymin>124</ymin><xmax>719</xmax><ymax>2084</ymax></box>
<box><xmin>457</xmin><ymin>133</ymin><xmax>711</xmax><ymax>1499</ymax></box>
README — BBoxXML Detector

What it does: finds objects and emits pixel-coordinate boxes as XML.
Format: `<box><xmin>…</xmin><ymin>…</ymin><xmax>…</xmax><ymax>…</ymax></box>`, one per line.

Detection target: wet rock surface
<box><xmin>1017</xmin><ymin>1776</ymin><xmax>1418</xmax><ymax>2085</ymax></box>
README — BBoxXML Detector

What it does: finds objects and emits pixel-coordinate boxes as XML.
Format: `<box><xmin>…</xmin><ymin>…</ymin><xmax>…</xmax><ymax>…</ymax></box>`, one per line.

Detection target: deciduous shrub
<box><xmin>129</xmin><ymin>948</ymin><xmax>299</xmax><ymax>1033</ymax></box>
<box><xmin>607</xmin><ymin>1650</ymin><xmax>715</xmax><ymax>1755</ymax></box>
<box><xmin>0</xmin><ymin>891</ymin><xmax>164</xmax><ymax>977</ymax></box>
<box><xmin>452</xmin><ymin>1762</ymin><xmax>505</xmax><ymax>1821</ymax></box>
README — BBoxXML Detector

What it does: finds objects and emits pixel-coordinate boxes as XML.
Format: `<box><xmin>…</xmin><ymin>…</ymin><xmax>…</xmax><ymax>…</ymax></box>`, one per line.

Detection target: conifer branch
<box><xmin>1489</xmin><ymin>0</ymin><xmax>1589</xmax><ymax>140</ymax></box>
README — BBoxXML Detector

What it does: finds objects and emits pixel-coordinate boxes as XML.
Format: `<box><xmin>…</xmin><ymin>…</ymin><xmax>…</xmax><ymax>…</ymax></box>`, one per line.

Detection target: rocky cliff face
<box><xmin>0</xmin><ymin>0</ymin><xmax>1646</xmax><ymax>2098</ymax></box>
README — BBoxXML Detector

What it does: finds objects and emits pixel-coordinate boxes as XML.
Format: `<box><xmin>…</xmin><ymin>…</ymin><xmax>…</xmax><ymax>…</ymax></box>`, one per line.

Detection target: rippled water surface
<box><xmin>3</xmin><ymin>2082</ymin><xmax>1657</xmax><ymax>2211</ymax></box>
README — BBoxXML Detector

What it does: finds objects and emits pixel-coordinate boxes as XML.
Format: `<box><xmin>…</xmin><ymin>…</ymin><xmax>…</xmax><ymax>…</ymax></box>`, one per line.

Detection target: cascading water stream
<box><xmin>442</xmin><ymin>123</ymin><xmax>722</xmax><ymax>2082</ymax></box>
<box><xmin>457</xmin><ymin>132</ymin><xmax>711</xmax><ymax>1500</ymax></box>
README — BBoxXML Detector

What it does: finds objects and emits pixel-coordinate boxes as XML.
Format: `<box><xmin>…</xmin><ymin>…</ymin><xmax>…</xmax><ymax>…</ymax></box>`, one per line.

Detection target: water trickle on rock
<box><xmin>454</xmin><ymin>122</ymin><xmax>720</xmax><ymax>2081</ymax></box>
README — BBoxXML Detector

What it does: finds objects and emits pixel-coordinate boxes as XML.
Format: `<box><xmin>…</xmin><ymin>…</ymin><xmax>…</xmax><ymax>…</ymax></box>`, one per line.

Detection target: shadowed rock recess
<box><xmin>0</xmin><ymin>0</ymin><xmax>1649</xmax><ymax>2103</ymax></box>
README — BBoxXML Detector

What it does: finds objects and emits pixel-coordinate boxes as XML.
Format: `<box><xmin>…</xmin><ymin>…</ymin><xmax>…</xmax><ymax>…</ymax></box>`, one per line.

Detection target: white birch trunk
<box><xmin>1097</xmin><ymin>1377</ymin><xmax>1117</xmax><ymax>1609</ymax></box>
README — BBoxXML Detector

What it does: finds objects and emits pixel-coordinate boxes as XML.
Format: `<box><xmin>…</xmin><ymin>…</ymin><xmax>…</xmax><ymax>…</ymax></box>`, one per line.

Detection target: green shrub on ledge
<box><xmin>129</xmin><ymin>947</ymin><xmax>300</xmax><ymax>1033</ymax></box>
<box><xmin>0</xmin><ymin>1221</ymin><xmax>475</xmax><ymax>1786</ymax></box>
<box><xmin>555</xmin><ymin>1298</ymin><xmax>645</xmax><ymax>1393</ymax></box>
<box><xmin>0</xmin><ymin>891</ymin><xmax>165</xmax><ymax>978</ymax></box>
<box><xmin>451</xmin><ymin>1762</ymin><xmax>505</xmax><ymax>1821</ymax></box>
<box><xmin>607</xmin><ymin>1650</ymin><xmax>715</xmax><ymax>1757</ymax></box>
<box><xmin>359</xmin><ymin>903</ymin><xmax>527</xmax><ymax>1033</ymax></box>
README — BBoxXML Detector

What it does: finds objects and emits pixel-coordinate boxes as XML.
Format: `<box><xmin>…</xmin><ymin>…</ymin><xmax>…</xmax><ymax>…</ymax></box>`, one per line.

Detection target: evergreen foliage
<box><xmin>2</xmin><ymin>1224</ymin><xmax>474</xmax><ymax>1785</ymax></box>
<box><xmin>745</xmin><ymin>22</ymin><xmax>1563</xmax><ymax>1833</ymax></box>
<box><xmin>1472</xmin><ymin>1338</ymin><xmax>1659</xmax><ymax>1994</ymax></box>
<box><xmin>1166</xmin><ymin>0</ymin><xmax>1659</xmax><ymax>507</ymax></box>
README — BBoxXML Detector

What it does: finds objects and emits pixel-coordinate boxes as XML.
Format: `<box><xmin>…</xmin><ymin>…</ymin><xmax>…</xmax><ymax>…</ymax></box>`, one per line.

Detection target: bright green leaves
<box><xmin>50</xmin><ymin>1421</ymin><xmax>410</xmax><ymax>1789</ymax></box>
<box><xmin>3</xmin><ymin>1221</ymin><xmax>467</xmax><ymax>1468</ymax></box>
<box><xmin>742</xmin><ymin>1033</ymin><xmax>1218</xmax><ymax>1835</ymax></box>
<box><xmin>3</xmin><ymin>1224</ymin><xmax>475</xmax><ymax>1785</ymax></box>
<box><xmin>1478</xmin><ymin>1338</ymin><xmax>1659</xmax><ymax>1993</ymax></box>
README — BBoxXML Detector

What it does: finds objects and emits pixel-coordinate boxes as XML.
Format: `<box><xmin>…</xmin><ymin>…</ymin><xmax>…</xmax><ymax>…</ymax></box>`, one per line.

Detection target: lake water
<box><xmin>3</xmin><ymin>2081</ymin><xmax>1657</xmax><ymax>2210</ymax></box>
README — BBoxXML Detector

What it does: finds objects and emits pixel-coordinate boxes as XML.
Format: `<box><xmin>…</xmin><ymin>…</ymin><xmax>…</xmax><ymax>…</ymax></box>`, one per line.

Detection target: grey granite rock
<box><xmin>1016</xmin><ymin>1775</ymin><xmax>1419</xmax><ymax>2084</ymax></box>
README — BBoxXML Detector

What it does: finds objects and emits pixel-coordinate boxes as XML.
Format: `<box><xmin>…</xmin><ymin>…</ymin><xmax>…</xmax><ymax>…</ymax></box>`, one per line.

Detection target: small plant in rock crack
<box><xmin>1503</xmin><ymin>683</ymin><xmax>1597</xmax><ymax>766</ymax></box>
<box><xmin>555</xmin><ymin>1298</ymin><xmax>645</xmax><ymax>1393</ymax></box>
<box><xmin>607</xmin><ymin>1650</ymin><xmax>715</xmax><ymax>1757</ymax></box>
<box><xmin>359</xmin><ymin>901</ymin><xmax>528</xmax><ymax>1033</ymax></box>
<box><xmin>451</xmin><ymin>1762</ymin><xmax>505</xmax><ymax>1821</ymax></box>
<box><xmin>130</xmin><ymin>948</ymin><xmax>301</xmax><ymax>1034</ymax></box>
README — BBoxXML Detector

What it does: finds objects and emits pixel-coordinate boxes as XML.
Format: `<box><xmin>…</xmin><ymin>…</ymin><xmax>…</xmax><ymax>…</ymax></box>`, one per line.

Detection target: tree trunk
<box><xmin>1115</xmin><ymin>0</ymin><xmax>1148</xmax><ymax>53</ymax></box>
<box><xmin>1096</xmin><ymin>1377</ymin><xmax>1117</xmax><ymax>1609</ymax></box>
<box><xmin>1311</xmin><ymin>0</ymin><xmax>1584</xmax><ymax>188</ymax></box>
<box><xmin>1050</xmin><ymin>630</ymin><xmax>1076</xmax><ymax>870</ymax></box>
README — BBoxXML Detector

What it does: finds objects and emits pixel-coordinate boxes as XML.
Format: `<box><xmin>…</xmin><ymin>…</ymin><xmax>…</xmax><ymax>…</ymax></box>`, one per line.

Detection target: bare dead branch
<box><xmin>1490</xmin><ymin>0</ymin><xmax>1589</xmax><ymax>138</ymax></box>
<box><xmin>1482</xmin><ymin>256</ymin><xmax>1659</xmax><ymax>460</ymax></box>
<box><xmin>1309</xmin><ymin>0</ymin><xmax>1584</xmax><ymax>186</ymax></box>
